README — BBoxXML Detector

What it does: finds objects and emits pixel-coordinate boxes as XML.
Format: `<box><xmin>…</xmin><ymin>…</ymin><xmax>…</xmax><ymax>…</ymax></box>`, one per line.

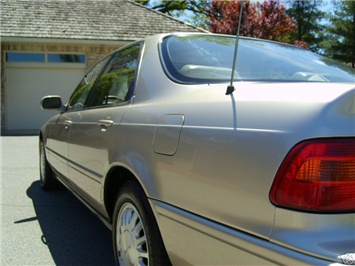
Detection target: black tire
<box><xmin>39</xmin><ymin>140</ymin><xmax>59</xmax><ymax>190</ymax></box>
<box><xmin>112</xmin><ymin>181</ymin><xmax>171</xmax><ymax>266</ymax></box>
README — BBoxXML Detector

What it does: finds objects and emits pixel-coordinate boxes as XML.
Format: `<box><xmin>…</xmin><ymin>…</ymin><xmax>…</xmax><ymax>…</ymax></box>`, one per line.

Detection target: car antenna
<box><xmin>226</xmin><ymin>0</ymin><xmax>245</xmax><ymax>95</ymax></box>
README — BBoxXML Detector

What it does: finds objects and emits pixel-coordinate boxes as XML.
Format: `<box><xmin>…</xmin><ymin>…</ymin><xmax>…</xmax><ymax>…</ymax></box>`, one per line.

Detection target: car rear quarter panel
<box><xmin>271</xmin><ymin>208</ymin><xmax>355</xmax><ymax>262</ymax></box>
<box><xmin>112</xmin><ymin>81</ymin><xmax>355</xmax><ymax>263</ymax></box>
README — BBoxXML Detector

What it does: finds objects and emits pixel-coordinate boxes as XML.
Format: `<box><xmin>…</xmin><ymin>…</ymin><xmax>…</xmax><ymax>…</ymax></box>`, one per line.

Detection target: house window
<box><xmin>6</xmin><ymin>53</ymin><xmax>45</xmax><ymax>62</ymax></box>
<box><xmin>6</xmin><ymin>52</ymin><xmax>86</xmax><ymax>63</ymax></box>
<box><xmin>48</xmin><ymin>54</ymin><xmax>86</xmax><ymax>63</ymax></box>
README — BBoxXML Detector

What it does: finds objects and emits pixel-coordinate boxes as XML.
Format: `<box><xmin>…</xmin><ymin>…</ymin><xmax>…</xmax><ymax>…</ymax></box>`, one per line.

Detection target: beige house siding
<box><xmin>1</xmin><ymin>42</ymin><xmax>123</xmax><ymax>134</ymax></box>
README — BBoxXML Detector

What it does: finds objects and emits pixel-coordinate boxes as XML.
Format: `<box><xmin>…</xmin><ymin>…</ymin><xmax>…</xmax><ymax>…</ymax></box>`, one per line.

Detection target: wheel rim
<box><xmin>116</xmin><ymin>202</ymin><xmax>149</xmax><ymax>266</ymax></box>
<box><xmin>40</xmin><ymin>143</ymin><xmax>46</xmax><ymax>184</ymax></box>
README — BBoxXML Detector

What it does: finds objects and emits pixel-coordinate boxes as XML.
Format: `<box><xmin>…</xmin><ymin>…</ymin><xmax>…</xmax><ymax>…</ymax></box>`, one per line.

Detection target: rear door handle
<box><xmin>97</xmin><ymin>119</ymin><xmax>113</xmax><ymax>131</ymax></box>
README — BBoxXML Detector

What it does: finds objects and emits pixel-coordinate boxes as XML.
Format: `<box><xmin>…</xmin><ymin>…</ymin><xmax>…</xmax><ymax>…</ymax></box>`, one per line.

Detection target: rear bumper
<box><xmin>151</xmin><ymin>200</ymin><xmax>347</xmax><ymax>265</ymax></box>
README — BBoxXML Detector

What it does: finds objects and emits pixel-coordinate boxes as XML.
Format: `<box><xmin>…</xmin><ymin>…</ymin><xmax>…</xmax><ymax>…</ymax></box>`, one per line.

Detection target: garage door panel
<box><xmin>5</xmin><ymin>67</ymin><xmax>85</xmax><ymax>131</ymax></box>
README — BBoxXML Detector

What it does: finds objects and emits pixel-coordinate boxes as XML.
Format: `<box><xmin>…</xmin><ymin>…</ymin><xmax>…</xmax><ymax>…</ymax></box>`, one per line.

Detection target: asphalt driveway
<box><xmin>1</xmin><ymin>136</ymin><xmax>115</xmax><ymax>265</ymax></box>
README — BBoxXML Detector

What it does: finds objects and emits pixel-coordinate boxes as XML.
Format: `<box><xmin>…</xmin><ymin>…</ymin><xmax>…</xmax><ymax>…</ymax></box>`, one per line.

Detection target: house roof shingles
<box><xmin>0</xmin><ymin>0</ymin><xmax>205</xmax><ymax>42</ymax></box>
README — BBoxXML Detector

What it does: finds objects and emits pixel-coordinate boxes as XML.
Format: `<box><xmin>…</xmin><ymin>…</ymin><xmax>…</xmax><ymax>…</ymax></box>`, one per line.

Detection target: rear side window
<box><xmin>161</xmin><ymin>34</ymin><xmax>355</xmax><ymax>84</ymax></box>
<box><xmin>89</xmin><ymin>43</ymin><xmax>141</xmax><ymax>107</ymax></box>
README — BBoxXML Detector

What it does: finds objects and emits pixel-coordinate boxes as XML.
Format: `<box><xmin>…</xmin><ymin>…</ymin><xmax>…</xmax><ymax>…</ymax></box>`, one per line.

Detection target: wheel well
<box><xmin>104</xmin><ymin>166</ymin><xmax>139</xmax><ymax>221</ymax></box>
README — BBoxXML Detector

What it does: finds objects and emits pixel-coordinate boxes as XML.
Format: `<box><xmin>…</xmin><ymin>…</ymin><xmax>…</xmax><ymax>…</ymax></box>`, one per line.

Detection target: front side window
<box><xmin>161</xmin><ymin>34</ymin><xmax>355</xmax><ymax>83</ymax></box>
<box><xmin>89</xmin><ymin>43</ymin><xmax>141</xmax><ymax>107</ymax></box>
<box><xmin>67</xmin><ymin>55</ymin><xmax>111</xmax><ymax>111</ymax></box>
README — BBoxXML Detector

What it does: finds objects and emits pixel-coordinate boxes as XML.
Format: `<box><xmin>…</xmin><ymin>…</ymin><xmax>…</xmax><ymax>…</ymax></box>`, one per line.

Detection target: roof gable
<box><xmin>0</xmin><ymin>0</ymin><xmax>205</xmax><ymax>41</ymax></box>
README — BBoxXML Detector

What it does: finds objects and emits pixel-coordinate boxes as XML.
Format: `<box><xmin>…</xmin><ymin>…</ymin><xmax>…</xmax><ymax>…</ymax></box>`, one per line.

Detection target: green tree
<box><xmin>207</xmin><ymin>0</ymin><xmax>296</xmax><ymax>42</ymax></box>
<box><xmin>285</xmin><ymin>0</ymin><xmax>326</xmax><ymax>52</ymax></box>
<box><xmin>323</xmin><ymin>1</ymin><xmax>355</xmax><ymax>67</ymax></box>
<box><xmin>134</xmin><ymin>0</ymin><xmax>209</xmax><ymax>27</ymax></box>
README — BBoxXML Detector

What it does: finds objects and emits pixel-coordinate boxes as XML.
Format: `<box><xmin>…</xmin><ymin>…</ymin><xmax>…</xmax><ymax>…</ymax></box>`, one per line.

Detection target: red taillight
<box><xmin>270</xmin><ymin>138</ymin><xmax>355</xmax><ymax>213</ymax></box>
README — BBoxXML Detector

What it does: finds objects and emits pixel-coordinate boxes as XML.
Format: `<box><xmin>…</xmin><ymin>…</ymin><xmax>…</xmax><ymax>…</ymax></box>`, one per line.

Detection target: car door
<box><xmin>67</xmin><ymin>43</ymin><xmax>142</xmax><ymax>213</ymax></box>
<box><xmin>46</xmin><ymin>56</ymin><xmax>109</xmax><ymax>187</ymax></box>
<box><xmin>46</xmin><ymin>113</ymin><xmax>72</xmax><ymax>187</ymax></box>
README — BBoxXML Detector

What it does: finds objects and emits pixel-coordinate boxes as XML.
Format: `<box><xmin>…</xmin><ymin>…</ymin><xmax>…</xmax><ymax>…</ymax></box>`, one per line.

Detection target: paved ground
<box><xmin>1</xmin><ymin>136</ymin><xmax>115</xmax><ymax>266</ymax></box>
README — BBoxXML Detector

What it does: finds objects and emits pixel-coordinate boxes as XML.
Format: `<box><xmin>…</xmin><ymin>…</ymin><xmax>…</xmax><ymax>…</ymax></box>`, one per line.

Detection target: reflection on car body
<box><xmin>40</xmin><ymin>33</ymin><xmax>355</xmax><ymax>265</ymax></box>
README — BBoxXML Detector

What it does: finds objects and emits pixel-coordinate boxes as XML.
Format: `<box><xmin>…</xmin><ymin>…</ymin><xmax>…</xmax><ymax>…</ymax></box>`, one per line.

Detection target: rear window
<box><xmin>161</xmin><ymin>34</ymin><xmax>355</xmax><ymax>84</ymax></box>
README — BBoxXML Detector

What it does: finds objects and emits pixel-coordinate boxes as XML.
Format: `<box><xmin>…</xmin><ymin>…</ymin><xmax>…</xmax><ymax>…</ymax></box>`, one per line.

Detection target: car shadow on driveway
<box><xmin>26</xmin><ymin>181</ymin><xmax>115</xmax><ymax>266</ymax></box>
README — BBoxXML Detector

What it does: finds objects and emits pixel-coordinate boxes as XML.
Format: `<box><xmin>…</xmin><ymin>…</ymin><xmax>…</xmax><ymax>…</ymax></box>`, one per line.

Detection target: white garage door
<box><xmin>5</xmin><ymin>65</ymin><xmax>85</xmax><ymax>133</ymax></box>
